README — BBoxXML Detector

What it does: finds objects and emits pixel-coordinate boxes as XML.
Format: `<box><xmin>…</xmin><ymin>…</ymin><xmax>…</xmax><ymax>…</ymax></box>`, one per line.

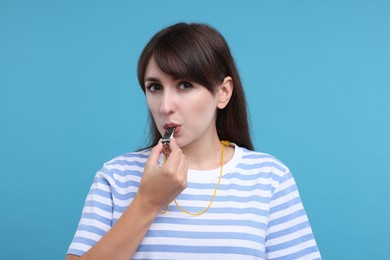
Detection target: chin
<box><xmin>173</xmin><ymin>138</ymin><xmax>185</xmax><ymax>148</ymax></box>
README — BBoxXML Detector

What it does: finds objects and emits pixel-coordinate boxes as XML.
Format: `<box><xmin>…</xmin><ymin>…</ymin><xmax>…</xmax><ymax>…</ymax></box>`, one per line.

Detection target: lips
<box><xmin>163</xmin><ymin>123</ymin><xmax>181</xmax><ymax>135</ymax></box>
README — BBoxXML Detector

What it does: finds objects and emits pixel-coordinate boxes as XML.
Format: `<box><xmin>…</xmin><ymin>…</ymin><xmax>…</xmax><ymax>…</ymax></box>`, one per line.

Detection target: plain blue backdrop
<box><xmin>1</xmin><ymin>0</ymin><xmax>389</xmax><ymax>259</ymax></box>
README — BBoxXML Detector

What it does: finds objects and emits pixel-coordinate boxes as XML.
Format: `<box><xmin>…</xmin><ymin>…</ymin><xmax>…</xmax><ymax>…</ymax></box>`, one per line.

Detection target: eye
<box><xmin>146</xmin><ymin>83</ymin><xmax>162</xmax><ymax>92</ymax></box>
<box><xmin>178</xmin><ymin>81</ymin><xmax>193</xmax><ymax>90</ymax></box>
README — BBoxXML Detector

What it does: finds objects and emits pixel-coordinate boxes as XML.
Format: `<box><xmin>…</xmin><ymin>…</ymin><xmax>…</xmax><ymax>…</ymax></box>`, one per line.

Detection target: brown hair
<box><xmin>137</xmin><ymin>22</ymin><xmax>254</xmax><ymax>150</ymax></box>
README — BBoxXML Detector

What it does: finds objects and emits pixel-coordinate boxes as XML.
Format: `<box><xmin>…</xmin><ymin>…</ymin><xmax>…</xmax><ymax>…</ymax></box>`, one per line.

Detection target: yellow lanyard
<box><xmin>161</xmin><ymin>141</ymin><xmax>229</xmax><ymax>216</ymax></box>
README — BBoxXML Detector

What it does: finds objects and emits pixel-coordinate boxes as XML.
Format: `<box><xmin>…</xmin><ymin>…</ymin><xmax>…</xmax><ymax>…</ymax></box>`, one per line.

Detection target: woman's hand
<box><xmin>66</xmin><ymin>140</ymin><xmax>187</xmax><ymax>260</ymax></box>
<box><xmin>137</xmin><ymin>138</ymin><xmax>188</xmax><ymax>211</ymax></box>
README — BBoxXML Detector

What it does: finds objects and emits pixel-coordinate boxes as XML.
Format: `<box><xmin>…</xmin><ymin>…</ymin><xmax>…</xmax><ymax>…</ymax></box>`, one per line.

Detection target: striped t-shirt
<box><xmin>67</xmin><ymin>144</ymin><xmax>321</xmax><ymax>259</ymax></box>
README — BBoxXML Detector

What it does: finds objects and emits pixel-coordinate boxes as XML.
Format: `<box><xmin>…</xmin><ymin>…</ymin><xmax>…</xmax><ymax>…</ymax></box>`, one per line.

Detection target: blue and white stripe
<box><xmin>68</xmin><ymin>144</ymin><xmax>321</xmax><ymax>259</ymax></box>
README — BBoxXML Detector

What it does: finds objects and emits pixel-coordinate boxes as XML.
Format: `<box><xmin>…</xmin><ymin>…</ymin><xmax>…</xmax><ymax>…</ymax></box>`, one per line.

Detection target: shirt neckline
<box><xmin>186</xmin><ymin>143</ymin><xmax>243</xmax><ymax>182</ymax></box>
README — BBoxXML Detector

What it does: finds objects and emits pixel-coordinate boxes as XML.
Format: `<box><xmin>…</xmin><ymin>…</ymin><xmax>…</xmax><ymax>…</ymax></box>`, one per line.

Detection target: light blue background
<box><xmin>1</xmin><ymin>0</ymin><xmax>389</xmax><ymax>259</ymax></box>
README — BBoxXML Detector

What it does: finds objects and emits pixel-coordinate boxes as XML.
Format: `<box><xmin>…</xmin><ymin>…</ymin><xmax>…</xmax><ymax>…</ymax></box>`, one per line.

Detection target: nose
<box><xmin>160</xmin><ymin>89</ymin><xmax>176</xmax><ymax>115</ymax></box>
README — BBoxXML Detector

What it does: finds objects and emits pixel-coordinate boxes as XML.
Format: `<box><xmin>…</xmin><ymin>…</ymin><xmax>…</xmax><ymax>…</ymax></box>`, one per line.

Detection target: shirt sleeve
<box><xmin>67</xmin><ymin>167</ymin><xmax>114</xmax><ymax>256</ymax></box>
<box><xmin>265</xmin><ymin>170</ymin><xmax>321</xmax><ymax>259</ymax></box>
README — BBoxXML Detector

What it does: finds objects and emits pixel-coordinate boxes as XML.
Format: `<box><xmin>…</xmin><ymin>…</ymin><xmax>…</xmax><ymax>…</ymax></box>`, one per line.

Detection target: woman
<box><xmin>67</xmin><ymin>22</ymin><xmax>321</xmax><ymax>259</ymax></box>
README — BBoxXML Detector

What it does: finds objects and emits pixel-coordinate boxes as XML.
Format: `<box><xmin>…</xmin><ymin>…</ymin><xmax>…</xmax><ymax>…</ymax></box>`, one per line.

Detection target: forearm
<box><xmin>67</xmin><ymin>195</ymin><xmax>160</xmax><ymax>260</ymax></box>
<box><xmin>67</xmin><ymin>141</ymin><xmax>187</xmax><ymax>260</ymax></box>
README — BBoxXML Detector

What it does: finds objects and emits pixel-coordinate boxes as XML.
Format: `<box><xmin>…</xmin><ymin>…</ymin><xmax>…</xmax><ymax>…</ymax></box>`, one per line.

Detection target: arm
<box><xmin>67</xmin><ymin>139</ymin><xmax>188</xmax><ymax>260</ymax></box>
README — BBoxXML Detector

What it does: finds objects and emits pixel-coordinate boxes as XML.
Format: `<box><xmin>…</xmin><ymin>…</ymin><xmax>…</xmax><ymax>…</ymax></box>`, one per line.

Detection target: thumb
<box><xmin>168</xmin><ymin>137</ymin><xmax>179</xmax><ymax>151</ymax></box>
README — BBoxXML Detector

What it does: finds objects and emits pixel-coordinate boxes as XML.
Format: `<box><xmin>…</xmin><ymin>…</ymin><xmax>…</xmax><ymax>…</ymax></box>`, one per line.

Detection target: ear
<box><xmin>217</xmin><ymin>76</ymin><xmax>233</xmax><ymax>109</ymax></box>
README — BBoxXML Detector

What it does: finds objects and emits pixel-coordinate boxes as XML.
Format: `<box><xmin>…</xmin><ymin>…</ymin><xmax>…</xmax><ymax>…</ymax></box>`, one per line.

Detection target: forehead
<box><xmin>145</xmin><ymin>56</ymin><xmax>186</xmax><ymax>83</ymax></box>
<box><xmin>144</xmin><ymin>57</ymin><xmax>172</xmax><ymax>80</ymax></box>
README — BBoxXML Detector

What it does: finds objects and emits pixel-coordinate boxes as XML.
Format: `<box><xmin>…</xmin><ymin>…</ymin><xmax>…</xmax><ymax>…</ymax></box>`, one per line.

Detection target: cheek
<box><xmin>189</xmin><ymin>97</ymin><xmax>217</xmax><ymax>123</ymax></box>
<box><xmin>146</xmin><ymin>95</ymin><xmax>153</xmax><ymax>109</ymax></box>
<box><xmin>146</xmin><ymin>96</ymin><xmax>158</xmax><ymax>115</ymax></box>
<box><xmin>146</xmin><ymin>97</ymin><xmax>160</xmax><ymax>126</ymax></box>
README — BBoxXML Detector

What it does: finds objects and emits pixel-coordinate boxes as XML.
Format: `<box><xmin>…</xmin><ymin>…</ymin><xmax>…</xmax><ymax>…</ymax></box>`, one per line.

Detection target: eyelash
<box><xmin>179</xmin><ymin>81</ymin><xmax>193</xmax><ymax>90</ymax></box>
<box><xmin>145</xmin><ymin>81</ymin><xmax>193</xmax><ymax>92</ymax></box>
<box><xmin>146</xmin><ymin>83</ymin><xmax>161</xmax><ymax>92</ymax></box>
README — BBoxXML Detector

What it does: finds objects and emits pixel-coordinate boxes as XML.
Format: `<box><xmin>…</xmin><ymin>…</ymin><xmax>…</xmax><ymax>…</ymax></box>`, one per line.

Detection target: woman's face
<box><xmin>144</xmin><ymin>57</ymin><xmax>220</xmax><ymax>148</ymax></box>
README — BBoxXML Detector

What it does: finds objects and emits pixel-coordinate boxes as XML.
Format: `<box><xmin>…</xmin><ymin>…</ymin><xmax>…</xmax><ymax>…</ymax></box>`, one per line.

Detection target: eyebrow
<box><xmin>144</xmin><ymin>75</ymin><xmax>185</xmax><ymax>84</ymax></box>
<box><xmin>144</xmin><ymin>77</ymin><xmax>161</xmax><ymax>83</ymax></box>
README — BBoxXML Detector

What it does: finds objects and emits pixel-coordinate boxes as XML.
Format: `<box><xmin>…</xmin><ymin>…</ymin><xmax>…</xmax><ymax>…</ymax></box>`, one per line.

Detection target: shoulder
<box><xmin>237</xmin><ymin>146</ymin><xmax>290</xmax><ymax>174</ymax></box>
<box><xmin>231</xmin><ymin>145</ymin><xmax>293</xmax><ymax>190</ymax></box>
<box><xmin>104</xmin><ymin>149</ymin><xmax>151</xmax><ymax>167</ymax></box>
<box><xmin>95</xmin><ymin>149</ymin><xmax>151</xmax><ymax>179</ymax></box>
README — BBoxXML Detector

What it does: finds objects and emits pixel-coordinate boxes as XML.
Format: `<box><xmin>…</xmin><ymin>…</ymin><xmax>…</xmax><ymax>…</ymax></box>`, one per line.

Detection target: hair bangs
<box><xmin>152</xmin><ymin>35</ymin><xmax>217</xmax><ymax>92</ymax></box>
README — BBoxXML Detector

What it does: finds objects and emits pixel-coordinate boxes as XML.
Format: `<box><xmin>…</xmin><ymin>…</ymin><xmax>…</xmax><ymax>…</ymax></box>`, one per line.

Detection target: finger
<box><xmin>167</xmin><ymin>138</ymin><xmax>181</xmax><ymax>156</ymax></box>
<box><xmin>147</xmin><ymin>142</ymin><xmax>163</xmax><ymax>167</ymax></box>
<box><xmin>164</xmin><ymin>138</ymin><xmax>182</xmax><ymax>169</ymax></box>
<box><xmin>177</xmin><ymin>153</ymin><xmax>188</xmax><ymax>182</ymax></box>
<box><xmin>168</xmin><ymin>137</ymin><xmax>179</xmax><ymax>149</ymax></box>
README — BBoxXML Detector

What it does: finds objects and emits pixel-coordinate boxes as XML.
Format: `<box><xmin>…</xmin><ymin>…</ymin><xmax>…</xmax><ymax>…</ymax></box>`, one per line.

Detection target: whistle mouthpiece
<box><xmin>162</xmin><ymin>127</ymin><xmax>176</xmax><ymax>145</ymax></box>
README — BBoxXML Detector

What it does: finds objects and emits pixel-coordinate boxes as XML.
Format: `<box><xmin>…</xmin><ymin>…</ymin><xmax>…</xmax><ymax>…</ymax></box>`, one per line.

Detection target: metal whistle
<box><xmin>162</xmin><ymin>127</ymin><xmax>176</xmax><ymax>158</ymax></box>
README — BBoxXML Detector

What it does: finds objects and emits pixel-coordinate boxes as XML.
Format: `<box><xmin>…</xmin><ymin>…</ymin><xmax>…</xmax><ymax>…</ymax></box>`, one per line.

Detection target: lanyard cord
<box><xmin>161</xmin><ymin>141</ymin><xmax>229</xmax><ymax>216</ymax></box>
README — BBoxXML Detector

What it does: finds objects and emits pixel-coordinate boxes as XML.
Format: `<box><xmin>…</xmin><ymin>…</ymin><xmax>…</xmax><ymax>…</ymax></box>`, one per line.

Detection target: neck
<box><xmin>181</xmin><ymin>135</ymin><xmax>223</xmax><ymax>170</ymax></box>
